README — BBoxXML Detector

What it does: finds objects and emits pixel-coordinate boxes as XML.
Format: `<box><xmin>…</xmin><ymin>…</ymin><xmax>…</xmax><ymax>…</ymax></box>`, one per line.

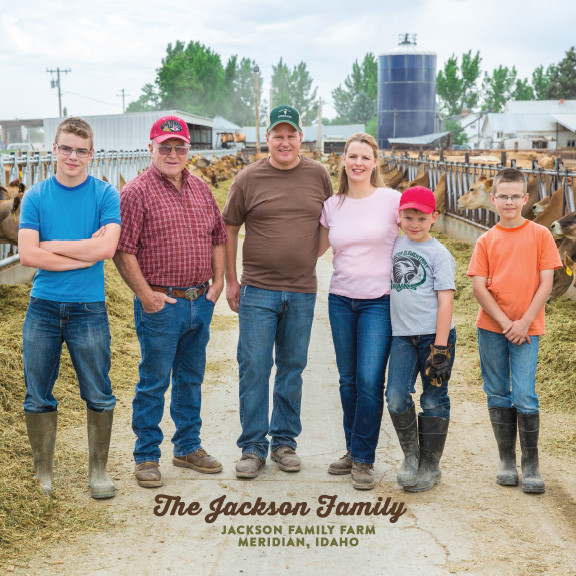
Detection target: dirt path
<box><xmin>13</xmin><ymin>249</ymin><xmax>576</xmax><ymax>576</ymax></box>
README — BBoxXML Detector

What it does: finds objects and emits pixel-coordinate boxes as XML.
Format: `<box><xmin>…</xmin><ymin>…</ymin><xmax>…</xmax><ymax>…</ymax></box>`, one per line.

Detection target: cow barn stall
<box><xmin>43</xmin><ymin>110</ymin><xmax>213</xmax><ymax>152</ymax></box>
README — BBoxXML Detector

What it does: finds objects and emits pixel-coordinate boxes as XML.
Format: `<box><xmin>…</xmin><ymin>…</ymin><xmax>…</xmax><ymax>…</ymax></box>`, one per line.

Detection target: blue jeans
<box><xmin>22</xmin><ymin>297</ymin><xmax>115</xmax><ymax>414</ymax></box>
<box><xmin>328</xmin><ymin>294</ymin><xmax>392</xmax><ymax>464</ymax></box>
<box><xmin>386</xmin><ymin>329</ymin><xmax>456</xmax><ymax>419</ymax></box>
<box><xmin>477</xmin><ymin>328</ymin><xmax>540</xmax><ymax>415</ymax></box>
<box><xmin>132</xmin><ymin>291</ymin><xmax>214</xmax><ymax>464</ymax></box>
<box><xmin>237</xmin><ymin>285</ymin><xmax>316</xmax><ymax>460</ymax></box>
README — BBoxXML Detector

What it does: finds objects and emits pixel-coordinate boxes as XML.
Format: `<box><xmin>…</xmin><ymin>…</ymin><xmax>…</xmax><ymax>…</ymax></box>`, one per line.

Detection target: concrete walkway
<box><xmin>18</xmin><ymin>250</ymin><xmax>576</xmax><ymax>576</ymax></box>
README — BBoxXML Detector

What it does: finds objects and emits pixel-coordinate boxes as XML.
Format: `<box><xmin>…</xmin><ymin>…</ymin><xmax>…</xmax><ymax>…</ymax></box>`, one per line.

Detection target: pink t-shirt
<box><xmin>320</xmin><ymin>187</ymin><xmax>401</xmax><ymax>299</ymax></box>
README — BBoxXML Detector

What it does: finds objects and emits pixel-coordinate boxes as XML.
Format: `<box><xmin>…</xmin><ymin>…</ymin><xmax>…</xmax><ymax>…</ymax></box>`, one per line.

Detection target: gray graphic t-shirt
<box><xmin>390</xmin><ymin>236</ymin><xmax>456</xmax><ymax>336</ymax></box>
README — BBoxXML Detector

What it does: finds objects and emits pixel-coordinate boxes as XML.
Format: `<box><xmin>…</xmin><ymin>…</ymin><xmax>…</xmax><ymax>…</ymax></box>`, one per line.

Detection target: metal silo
<box><xmin>378</xmin><ymin>34</ymin><xmax>437</xmax><ymax>149</ymax></box>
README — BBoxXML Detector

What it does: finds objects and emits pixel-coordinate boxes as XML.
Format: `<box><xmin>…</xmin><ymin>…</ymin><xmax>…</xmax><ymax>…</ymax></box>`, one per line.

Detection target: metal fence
<box><xmin>381</xmin><ymin>153</ymin><xmax>576</xmax><ymax>229</ymax></box>
<box><xmin>0</xmin><ymin>150</ymin><xmax>151</xmax><ymax>271</ymax></box>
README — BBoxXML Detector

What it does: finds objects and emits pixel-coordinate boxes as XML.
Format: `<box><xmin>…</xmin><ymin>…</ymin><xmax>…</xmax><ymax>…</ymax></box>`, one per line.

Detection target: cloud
<box><xmin>0</xmin><ymin>0</ymin><xmax>574</xmax><ymax>121</ymax></box>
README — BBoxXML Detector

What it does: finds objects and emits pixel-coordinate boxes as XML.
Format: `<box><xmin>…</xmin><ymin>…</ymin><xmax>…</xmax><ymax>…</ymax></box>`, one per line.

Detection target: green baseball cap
<box><xmin>267</xmin><ymin>105</ymin><xmax>302</xmax><ymax>132</ymax></box>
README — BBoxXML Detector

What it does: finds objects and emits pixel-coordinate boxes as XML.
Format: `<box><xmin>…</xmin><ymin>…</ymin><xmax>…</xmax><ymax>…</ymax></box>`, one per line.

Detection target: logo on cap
<box><xmin>161</xmin><ymin>120</ymin><xmax>183</xmax><ymax>133</ymax></box>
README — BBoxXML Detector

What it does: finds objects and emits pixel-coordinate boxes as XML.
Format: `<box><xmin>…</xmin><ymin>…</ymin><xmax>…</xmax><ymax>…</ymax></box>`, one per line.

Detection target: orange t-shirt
<box><xmin>467</xmin><ymin>220</ymin><xmax>562</xmax><ymax>335</ymax></box>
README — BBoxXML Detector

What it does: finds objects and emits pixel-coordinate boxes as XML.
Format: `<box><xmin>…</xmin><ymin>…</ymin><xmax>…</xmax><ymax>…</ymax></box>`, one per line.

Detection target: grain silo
<box><xmin>378</xmin><ymin>34</ymin><xmax>437</xmax><ymax>149</ymax></box>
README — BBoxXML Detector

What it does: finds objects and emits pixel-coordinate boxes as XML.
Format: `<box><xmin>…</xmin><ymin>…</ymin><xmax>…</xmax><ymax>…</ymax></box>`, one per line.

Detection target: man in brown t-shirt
<box><xmin>223</xmin><ymin>104</ymin><xmax>333</xmax><ymax>479</ymax></box>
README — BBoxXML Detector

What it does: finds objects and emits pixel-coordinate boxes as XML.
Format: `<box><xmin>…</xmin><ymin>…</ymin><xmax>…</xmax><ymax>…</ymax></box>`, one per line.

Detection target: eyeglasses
<box><xmin>492</xmin><ymin>194</ymin><xmax>526</xmax><ymax>203</ymax></box>
<box><xmin>154</xmin><ymin>144</ymin><xmax>190</xmax><ymax>156</ymax></box>
<box><xmin>56</xmin><ymin>144</ymin><xmax>91</xmax><ymax>158</ymax></box>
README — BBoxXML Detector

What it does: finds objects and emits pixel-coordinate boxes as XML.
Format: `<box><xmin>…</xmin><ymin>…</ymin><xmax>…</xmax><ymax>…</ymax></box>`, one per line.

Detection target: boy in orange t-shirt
<box><xmin>467</xmin><ymin>168</ymin><xmax>561</xmax><ymax>494</ymax></box>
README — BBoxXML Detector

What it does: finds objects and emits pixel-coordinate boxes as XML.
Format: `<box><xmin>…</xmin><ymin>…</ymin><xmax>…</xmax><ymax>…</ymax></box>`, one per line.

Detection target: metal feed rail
<box><xmin>0</xmin><ymin>150</ymin><xmax>150</xmax><ymax>270</ymax></box>
<box><xmin>380</xmin><ymin>152</ymin><xmax>576</xmax><ymax>229</ymax></box>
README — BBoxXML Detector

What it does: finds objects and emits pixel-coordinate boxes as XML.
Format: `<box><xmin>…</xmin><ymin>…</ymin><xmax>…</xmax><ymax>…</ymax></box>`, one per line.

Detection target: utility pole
<box><xmin>46</xmin><ymin>67</ymin><xmax>71</xmax><ymax>117</ymax></box>
<box><xmin>117</xmin><ymin>89</ymin><xmax>129</xmax><ymax>113</ymax></box>
<box><xmin>317</xmin><ymin>98</ymin><xmax>322</xmax><ymax>155</ymax></box>
<box><xmin>254</xmin><ymin>65</ymin><xmax>261</xmax><ymax>154</ymax></box>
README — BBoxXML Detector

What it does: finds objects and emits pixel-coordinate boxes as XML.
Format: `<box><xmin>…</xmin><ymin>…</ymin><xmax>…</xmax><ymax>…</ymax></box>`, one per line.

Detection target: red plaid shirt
<box><xmin>117</xmin><ymin>163</ymin><xmax>228</xmax><ymax>287</ymax></box>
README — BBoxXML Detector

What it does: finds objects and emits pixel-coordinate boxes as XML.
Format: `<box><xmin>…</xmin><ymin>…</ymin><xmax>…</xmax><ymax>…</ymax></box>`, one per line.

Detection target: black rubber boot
<box><xmin>25</xmin><ymin>411</ymin><xmax>57</xmax><ymax>496</ymax></box>
<box><xmin>87</xmin><ymin>409</ymin><xmax>116</xmax><ymax>499</ymax></box>
<box><xmin>489</xmin><ymin>407</ymin><xmax>519</xmax><ymax>486</ymax></box>
<box><xmin>404</xmin><ymin>414</ymin><xmax>449</xmax><ymax>493</ymax></box>
<box><xmin>389</xmin><ymin>406</ymin><xmax>420</xmax><ymax>487</ymax></box>
<box><xmin>518</xmin><ymin>412</ymin><xmax>545</xmax><ymax>494</ymax></box>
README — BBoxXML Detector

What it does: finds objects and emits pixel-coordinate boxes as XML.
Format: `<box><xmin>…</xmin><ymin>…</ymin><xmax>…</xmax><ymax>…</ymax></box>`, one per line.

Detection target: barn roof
<box><xmin>486</xmin><ymin>113</ymin><xmax>556</xmax><ymax>133</ymax></box>
<box><xmin>212</xmin><ymin>116</ymin><xmax>242</xmax><ymax>131</ymax></box>
<box><xmin>551</xmin><ymin>114</ymin><xmax>576</xmax><ymax>133</ymax></box>
<box><xmin>388</xmin><ymin>131</ymin><xmax>450</xmax><ymax>145</ymax></box>
<box><xmin>505</xmin><ymin>100</ymin><xmax>576</xmax><ymax>114</ymax></box>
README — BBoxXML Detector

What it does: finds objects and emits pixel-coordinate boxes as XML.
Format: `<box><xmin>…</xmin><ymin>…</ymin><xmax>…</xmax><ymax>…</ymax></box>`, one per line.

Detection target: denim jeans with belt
<box><xmin>237</xmin><ymin>285</ymin><xmax>316</xmax><ymax>461</ymax></box>
<box><xmin>386</xmin><ymin>329</ymin><xmax>456</xmax><ymax>419</ymax></box>
<box><xmin>477</xmin><ymin>327</ymin><xmax>540</xmax><ymax>414</ymax></box>
<box><xmin>22</xmin><ymin>297</ymin><xmax>116</xmax><ymax>414</ymax></box>
<box><xmin>328</xmin><ymin>293</ymin><xmax>392</xmax><ymax>464</ymax></box>
<box><xmin>132</xmin><ymin>289</ymin><xmax>214</xmax><ymax>464</ymax></box>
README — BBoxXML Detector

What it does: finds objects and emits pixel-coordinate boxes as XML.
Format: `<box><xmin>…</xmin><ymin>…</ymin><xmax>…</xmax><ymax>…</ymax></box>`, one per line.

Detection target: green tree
<box><xmin>156</xmin><ymin>40</ymin><xmax>226</xmax><ymax>116</ymax></box>
<box><xmin>532</xmin><ymin>64</ymin><xmax>556</xmax><ymax>100</ymax></box>
<box><xmin>482</xmin><ymin>65</ymin><xmax>517</xmax><ymax>112</ymax></box>
<box><xmin>348</xmin><ymin>91</ymin><xmax>376</xmax><ymax>124</ymax></box>
<box><xmin>436</xmin><ymin>50</ymin><xmax>482</xmax><ymax>116</ymax></box>
<box><xmin>270</xmin><ymin>59</ymin><xmax>318</xmax><ymax>124</ymax></box>
<box><xmin>126</xmin><ymin>83</ymin><xmax>162</xmax><ymax>113</ymax></box>
<box><xmin>546</xmin><ymin>47</ymin><xmax>576</xmax><ymax>99</ymax></box>
<box><xmin>443</xmin><ymin>119</ymin><xmax>469</xmax><ymax>145</ymax></box>
<box><xmin>512</xmin><ymin>78</ymin><xmax>534</xmax><ymax>101</ymax></box>
<box><xmin>332</xmin><ymin>53</ymin><xmax>377</xmax><ymax>123</ymax></box>
<box><xmin>223</xmin><ymin>56</ymin><xmax>263</xmax><ymax>126</ymax></box>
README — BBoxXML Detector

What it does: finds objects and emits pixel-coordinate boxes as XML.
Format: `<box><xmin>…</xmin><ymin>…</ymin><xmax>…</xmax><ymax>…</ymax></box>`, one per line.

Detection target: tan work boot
<box><xmin>351</xmin><ymin>461</ymin><xmax>375</xmax><ymax>490</ymax></box>
<box><xmin>173</xmin><ymin>448</ymin><xmax>222</xmax><ymax>474</ymax></box>
<box><xmin>235</xmin><ymin>453</ymin><xmax>265</xmax><ymax>479</ymax></box>
<box><xmin>25</xmin><ymin>411</ymin><xmax>57</xmax><ymax>496</ymax></box>
<box><xmin>271</xmin><ymin>446</ymin><xmax>300</xmax><ymax>472</ymax></box>
<box><xmin>135</xmin><ymin>461</ymin><xmax>162</xmax><ymax>488</ymax></box>
<box><xmin>328</xmin><ymin>450</ymin><xmax>352</xmax><ymax>475</ymax></box>
<box><xmin>87</xmin><ymin>409</ymin><xmax>116</xmax><ymax>499</ymax></box>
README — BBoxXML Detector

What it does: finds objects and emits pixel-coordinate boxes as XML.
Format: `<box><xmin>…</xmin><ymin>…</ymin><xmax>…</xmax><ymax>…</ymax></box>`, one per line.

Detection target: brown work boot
<box><xmin>173</xmin><ymin>449</ymin><xmax>222</xmax><ymax>474</ymax></box>
<box><xmin>235</xmin><ymin>453</ymin><xmax>265</xmax><ymax>479</ymax></box>
<box><xmin>328</xmin><ymin>450</ymin><xmax>352</xmax><ymax>475</ymax></box>
<box><xmin>271</xmin><ymin>446</ymin><xmax>301</xmax><ymax>472</ymax></box>
<box><xmin>351</xmin><ymin>461</ymin><xmax>375</xmax><ymax>490</ymax></box>
<box><xmin>134</xmin><ymin>461</ymin><xmax>162</xmax><ymax>488</ymax></box>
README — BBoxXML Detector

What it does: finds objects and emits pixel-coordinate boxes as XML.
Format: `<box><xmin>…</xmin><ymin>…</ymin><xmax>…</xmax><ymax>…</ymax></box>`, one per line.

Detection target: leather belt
<box><xmin>150</xmin><ymin>284</ymin><xmax>208</xmax><ymax>301</ymax></box>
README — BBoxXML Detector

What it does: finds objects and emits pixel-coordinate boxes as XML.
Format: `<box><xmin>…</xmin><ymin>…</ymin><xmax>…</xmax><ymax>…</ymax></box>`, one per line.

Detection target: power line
<box><xmin>117</xmin><ymin>89</ymin><xmax>130</xmax><ymax>113</ymax></box>
<box><xmin>63</xmin><ymin>91</ymin><xmax>123</xmax><ymax>108</ymax></box>
<box><xmin>46</xmin><ymin>67</ymin><xmax>71</xmax><ymax>117</ymax></box>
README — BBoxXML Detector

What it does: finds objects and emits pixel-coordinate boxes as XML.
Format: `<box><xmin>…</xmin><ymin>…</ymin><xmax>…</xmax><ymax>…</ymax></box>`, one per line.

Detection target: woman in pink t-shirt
<box><xmin>319</xmin><ymin>133</ymin><xmax>401</xmax><ymax>490</ymax></box>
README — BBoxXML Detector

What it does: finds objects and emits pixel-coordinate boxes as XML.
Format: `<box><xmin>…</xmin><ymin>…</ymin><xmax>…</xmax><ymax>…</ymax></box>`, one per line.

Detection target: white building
<box><xmin>478</xmin><ymin>100</ymin><xmax>576</xmax><ymax>150</ymax></box>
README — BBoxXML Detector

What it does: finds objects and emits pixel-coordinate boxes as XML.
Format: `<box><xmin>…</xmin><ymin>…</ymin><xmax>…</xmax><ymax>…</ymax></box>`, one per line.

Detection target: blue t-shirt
<box><xmin>19</xmin><ymin>175</ymin><xmax>121</xmax><ymax>302</ymax></box>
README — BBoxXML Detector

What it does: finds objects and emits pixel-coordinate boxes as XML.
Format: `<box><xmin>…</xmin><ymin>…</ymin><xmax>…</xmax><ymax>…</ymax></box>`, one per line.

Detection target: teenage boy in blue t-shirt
<box><xmin>18</xmin><ymin>117</ymin><xmax>121</xmax><ymax>499</ymax></box>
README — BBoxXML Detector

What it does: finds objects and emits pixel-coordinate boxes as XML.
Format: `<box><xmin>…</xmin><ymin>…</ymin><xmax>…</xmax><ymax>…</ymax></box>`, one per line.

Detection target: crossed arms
<box><xmin>18</xmin><ymin>224</ymin><xmax>121</xmax><ymax>271</ymax></box>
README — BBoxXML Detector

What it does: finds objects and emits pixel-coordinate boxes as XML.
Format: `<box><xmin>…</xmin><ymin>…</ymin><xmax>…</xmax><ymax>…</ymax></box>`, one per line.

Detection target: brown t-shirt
<box><xmin>223</xmin><ymin>155</ymin><xmax>333</xmax><ymax>292</ymax></box>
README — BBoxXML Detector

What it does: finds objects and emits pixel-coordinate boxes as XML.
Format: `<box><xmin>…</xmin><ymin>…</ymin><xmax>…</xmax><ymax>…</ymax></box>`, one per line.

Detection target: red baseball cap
<box><xmin>150</xmin><ymin>115</ymin><xmax>190</xmax><ymax>144</ymax></box>
<box><xmin>399</xmin><ymin>186</ymin><xmax>437</xmax><ymax>214</ymax></box>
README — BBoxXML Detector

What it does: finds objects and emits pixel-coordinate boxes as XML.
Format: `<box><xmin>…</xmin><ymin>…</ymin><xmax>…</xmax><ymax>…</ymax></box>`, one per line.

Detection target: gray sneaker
<box><xmin>328</xmin><ymin>450</ymin><xmax>352</xmax><ymax>475</ymax></box>
<box><xmin>235</xmin><ymin>453</ymin><xmax>264</xmax><ymax>479</ymax></box>
<box><xmin>271</xmin><ymin>446</ymin><xmax>301</xmax><ymax>472</ymax></box>
<box><xmin>351</xmin><ymin>461</ymin><xmax>375</xmax><ymax>490</ymax></box>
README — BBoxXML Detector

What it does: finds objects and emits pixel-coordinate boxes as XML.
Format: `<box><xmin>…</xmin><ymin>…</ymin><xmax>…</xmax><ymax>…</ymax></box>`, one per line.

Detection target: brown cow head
<box><xmin>457</xmin><ymin>176</ymin><xmax>497</xmax><ymax>212</ymax></box>
<box><xmin>550</xmin><ymin>210</ymin><xmax>576</xmax><ymax>240</ymax></box>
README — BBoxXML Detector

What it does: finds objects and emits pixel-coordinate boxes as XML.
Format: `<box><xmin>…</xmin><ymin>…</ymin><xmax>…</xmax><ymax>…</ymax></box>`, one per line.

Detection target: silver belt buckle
<box><xmin>185</xmin><ymin>286</ymin><xmax>202</xmax><ymax>301</ymax></box>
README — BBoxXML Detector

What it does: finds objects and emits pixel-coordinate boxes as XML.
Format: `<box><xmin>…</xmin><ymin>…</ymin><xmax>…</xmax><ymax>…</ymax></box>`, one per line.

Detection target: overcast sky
<box><xmin>1</xmin><ymin>0</ymin><xmax>574</xmax><ymax>122</ymax></box>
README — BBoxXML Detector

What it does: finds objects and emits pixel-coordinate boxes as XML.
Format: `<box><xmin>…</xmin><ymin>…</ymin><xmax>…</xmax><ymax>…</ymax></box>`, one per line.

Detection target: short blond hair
<box><xmin>55</xmin><ymin>117</ymin><xmax>94</xmax><ymax>149</ymax></box>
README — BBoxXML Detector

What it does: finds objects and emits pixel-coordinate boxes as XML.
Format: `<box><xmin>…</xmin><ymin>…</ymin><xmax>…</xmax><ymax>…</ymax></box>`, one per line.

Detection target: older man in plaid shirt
<box><xmin>114</xmin><ymin>115</ymin><xmax>228</xmax><ymax>488</ymax></box>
